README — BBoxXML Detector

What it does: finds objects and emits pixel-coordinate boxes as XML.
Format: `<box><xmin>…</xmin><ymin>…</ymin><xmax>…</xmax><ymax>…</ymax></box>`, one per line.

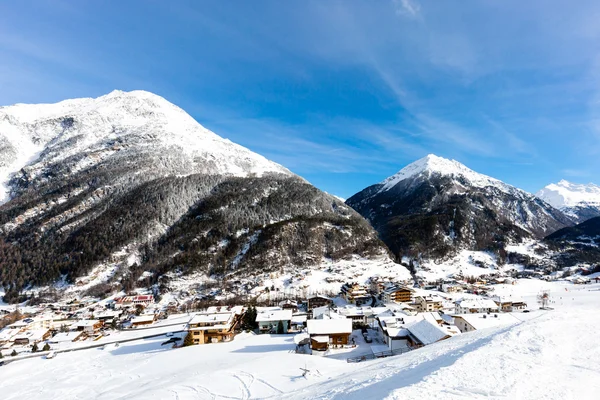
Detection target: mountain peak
<box><xmin>379</xmin><ymin>154</ymin><xmax>505</xmax><ymax>192</ymax></box>
<box><xmin>537</xmin><ymin>180</ymin><xmax>600</xmax><ymax>209</ymax></box>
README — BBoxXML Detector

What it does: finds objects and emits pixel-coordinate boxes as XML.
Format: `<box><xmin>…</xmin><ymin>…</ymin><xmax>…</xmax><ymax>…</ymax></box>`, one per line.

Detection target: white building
<box><xmin>454</xmin><ymin>298</ymin><xmax>500</xmax><ymax>314</ymax></box>
<box><xmin>453</xmin><ymin>313</ymin><xmax>520</xmax><ymax>333</ymax></box>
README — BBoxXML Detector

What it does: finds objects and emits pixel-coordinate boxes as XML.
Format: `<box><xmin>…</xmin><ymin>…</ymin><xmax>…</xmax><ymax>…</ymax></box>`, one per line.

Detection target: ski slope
<box><xmin>1</xmin><ymin>280</ymin><xmax>599</xmax><ymax>399</ymax></box>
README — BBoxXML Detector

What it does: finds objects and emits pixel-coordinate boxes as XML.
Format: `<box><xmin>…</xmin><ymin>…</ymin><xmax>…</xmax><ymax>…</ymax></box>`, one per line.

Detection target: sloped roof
<box><xmin>405</xmin><ymin>319</ymin><xmax>450</xmax><ymax>345</ymax></box>
<box><xmin>307</xmin><ymin>318</ymin><xmax>352</xmax><ymax>335</ymax></box>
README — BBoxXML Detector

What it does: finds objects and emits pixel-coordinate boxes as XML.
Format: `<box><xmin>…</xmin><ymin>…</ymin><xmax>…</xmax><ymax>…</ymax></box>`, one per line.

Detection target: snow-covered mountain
<box><xmin>536</xmin><ymin>180</ymin><xmax>600</xmax><ymax>223</ymax></box>
<box><xmin>0</xmin><ymin>89</ymin><xmax>291</xmax><ymax>203</ymax></box>
<box><xmin>347</xmin><ymin>154</ymin><xmax>573</xmax><ymax>263</ymax></box>
<box><xmin>0</xmin><ymin>90</ymin><xmax>397</xmax><ymax>302</ymax></box>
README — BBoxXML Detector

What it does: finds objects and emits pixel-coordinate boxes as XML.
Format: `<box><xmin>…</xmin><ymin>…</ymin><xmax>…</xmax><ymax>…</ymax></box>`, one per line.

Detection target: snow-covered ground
<box><xmin>417</xmin><ymin>249</ymin><xmax>522</xmax><ymax>281</ymax></box>
<box><xmin>1</xmin><ymin>279</ymin><xmax>599</xmax><ymax>399</ymax></box>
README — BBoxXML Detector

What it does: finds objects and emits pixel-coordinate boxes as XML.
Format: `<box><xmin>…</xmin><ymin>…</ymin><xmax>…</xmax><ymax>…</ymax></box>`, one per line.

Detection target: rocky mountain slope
<box><xmin>346</xmin><ymin>154</ymin><xmax>573</xmax><ymax>263</ymax></box>
<box><xmin>0</xmin><ymin>90</ymin><xmax>394</xmax><ymax>302</ymax></box>
<box><xmin>537</xmin><ymin>180</ymin><xmax>600</xmax><ymax>223</ymax></box>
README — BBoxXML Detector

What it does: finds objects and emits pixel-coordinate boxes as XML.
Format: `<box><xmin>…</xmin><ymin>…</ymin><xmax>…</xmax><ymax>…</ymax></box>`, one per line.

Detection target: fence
<box><xmin>346</xmin><ymin>346</ymin><xmax>412</xmax><ymax>363</ymax></box>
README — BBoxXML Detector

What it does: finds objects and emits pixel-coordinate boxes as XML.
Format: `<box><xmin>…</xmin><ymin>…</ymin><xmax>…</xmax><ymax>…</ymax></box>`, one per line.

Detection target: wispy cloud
<box><xmin>392</xmin><ymin>0</ymin><xmax>420</xmax><ymax>18</ymax></box>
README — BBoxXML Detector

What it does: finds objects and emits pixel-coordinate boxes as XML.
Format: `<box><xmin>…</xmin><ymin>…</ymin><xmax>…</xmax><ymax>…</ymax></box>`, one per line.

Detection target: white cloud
<box><xmin>393</xmin><ymin>0</ymin><xmax>420</xmax><ymax>18</ymax></box>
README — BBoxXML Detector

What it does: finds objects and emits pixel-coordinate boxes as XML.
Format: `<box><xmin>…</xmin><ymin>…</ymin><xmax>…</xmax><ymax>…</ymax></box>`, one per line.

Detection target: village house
<box><xmin>453</xmin><ymin>313</ymin><xmax>520</xmax><ymax>333</ymax></box>
<box><xmin>255</xmin><ymin>308</ymin><xmax>293</xmax><ymax>334</ymax></box>
<box><xmin>403</xmin><ymin>319</ymin><xmax>458</xmax><ymax>348</ymax></box>
<box><xmin>441</xmin><ymin>283</ymin><xmax>464</xmax><ymax>293</ymax></box>
<box><xmin>73</xmin><ymin>319</ymin><xmax>103</xmax><ymax>334</ymax></box>
<box><xmin>12</xmin><ymin>328</ymin><xmax>52</xmax><ymax>346</ymax></box>
<box><xmin>187</xmin><ymin>307</ymin><xmax>244</xmax><ymax>345</ymax></box>
<box><xmin>114</xmin><ymin>295</ymin><xmax>154</xmax><ymax>309</ymax></box>
<box><xmin>48</xmin><ymin>331</ymin><xmax>85</xmax><ymax>347</ymax></box>
<box><xmin>306</xmin><ymin>295</ymin><xmax>333</xmax><ymax>311</ymax></box>
<box><xmin>492</xmin><ymin>296</ymin><xmax>528</xmax><ymax>312</ymax></box>
<box><xmin>306</xmin><ymin>318</ymin><xmax>353</xmax><ymax>351</ymax></box>
<box><xmin>382</xmin><ymin>286</ymin><xmax>415</xmax><ymax>304</ymax></box>
<box><xmin>340</xmin><ymin>283</ymin><xmax>371</xmax><ymax>306</ymax></box>
<box><xmin>278</xmin><ymin>299</ymin><xmax>299</xmax><ymax>312</ymax></box>
<box><xmin>454</xmin><ymin>298</ymin><xmax>500</xmax><ymax>314</ymax></box>
<box><xmin>414</xmin><ymin>295</ymin><xmax>443</xmax><ymax>313</ymax></box>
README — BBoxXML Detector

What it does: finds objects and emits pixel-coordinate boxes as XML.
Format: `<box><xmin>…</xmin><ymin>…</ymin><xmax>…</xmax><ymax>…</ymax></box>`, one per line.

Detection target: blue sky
<box><xmin>1</xmin><ymin>0</ymin><xmax>599</xmax><ymax>198</ymax></box>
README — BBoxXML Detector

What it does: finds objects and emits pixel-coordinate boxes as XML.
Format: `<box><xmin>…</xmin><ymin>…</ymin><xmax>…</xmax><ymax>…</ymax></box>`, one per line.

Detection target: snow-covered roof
<box><xmin>49</xmin><ymin>331</ymin><xmax>82</xmax><ymax>343</ymax></box>
<box><xmin>13</xmin><ymin>329</ymin><xmax>49</xmax><ymax>342</ymax></box>
<box><xmin>189</xmin><ymin>313</ymin><xmax>233</xmax><ymax>325</ymax></box>
<box><xmin>454</xmin><ymin>313</ymin><xmax>520</xmax><ymax>330</ymax></box>
<box><xmin>405</xmin><ymin>319</ymin><xmax>451</xmax><ymax>345</ymax></box>
<box><xmin>255</xmin><ymin>309</ymin><xmax>293</xmax><ymax>322</ymax></box>
<box><xmin>130</xmin><ymin>314</ymin><xmax>156</xmax><ymax>324</ymax></box>
<box><xmin>455</xmin><ymin>298</ymin><xmax>499</xmax><ymax>309</ymax></box>
<box><xmin>307</xmin><ymin>318</ymin><xmax>352</xmax><ymax>335</ymax></box>
<box><xmin>311</xmin><ymin>335</ymin><xmax>330</xmax><ymax>343</ymax></box>
<box><xmin>74</xmin><ymin>319</ymin><xmax>100</xmax><ymax>327</ymax></box>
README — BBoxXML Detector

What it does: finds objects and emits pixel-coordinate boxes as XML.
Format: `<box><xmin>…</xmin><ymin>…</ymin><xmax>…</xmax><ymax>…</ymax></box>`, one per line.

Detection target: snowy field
<box><xmin>1</xmin><ymin>279</ymin><xmax>599</xmax><ymax>399</ymax></box>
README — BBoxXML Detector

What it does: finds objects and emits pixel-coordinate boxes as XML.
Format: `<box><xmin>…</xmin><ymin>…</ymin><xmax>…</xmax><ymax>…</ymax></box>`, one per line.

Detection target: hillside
<box><xmin>0</xmin><ymin>91</ymin><xmax>398</xmax><ymax>302</ymax></box>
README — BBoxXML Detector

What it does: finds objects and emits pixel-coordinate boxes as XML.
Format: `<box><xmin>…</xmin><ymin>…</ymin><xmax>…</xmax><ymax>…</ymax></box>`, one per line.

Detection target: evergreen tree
<box><xmin>241</xmin><ymin>305</ymin><xmax>258</xmax><ymax>331</ymax></box>
<box><xmin>0</xmin><ymin>351</ymin><xmax>3</xmax><ymax>359</ymax></box>
<box><xmin>42</xmin><ymin>343</ymin><xmax>51</xmax><ymax>352</ymax></box>
<box><xmin>11</xmin><ymin>350</ymin><xmax>17</xmax><ymax>357</ymax></box>
<box><xmin>182</xmin><ymin>331</ymin><xmax>194</xmax><ymax>347</ymax></box>
<box><xmin>31</xmin><ymin>343</ymin><xmax>38</xmax><ymax>353</ymax></box>
<box><xmin>276</xmin><ymin>320</ymin><xmax>284</xmax><ymax>334</ymax></box>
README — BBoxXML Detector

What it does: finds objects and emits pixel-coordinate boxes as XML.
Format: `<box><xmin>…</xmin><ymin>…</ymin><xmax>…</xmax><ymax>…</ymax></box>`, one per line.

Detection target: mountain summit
<box><xmin>347</xmin><ymin>155</ymin><xmax>573</xmax><ymax>262</ymax></box>
<box><xmin>0</xmin><ymin>90</ymin><xmax>290</xmax><ymax>203</ymax></box>
<box><xmin>380</xmin><ymin>154</ymin><xmax>508</xmax><ymax>193</ymax></box>
<box><xmin>536</xmin><ymin>180</ymin><xmax>600</xmax><ymax>222</ymax></box>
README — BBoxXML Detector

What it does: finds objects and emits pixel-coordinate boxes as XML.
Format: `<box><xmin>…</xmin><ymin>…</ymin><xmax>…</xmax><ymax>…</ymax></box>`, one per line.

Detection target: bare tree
<box><xmin>537</xmin><ymin>291</ymin><xmax>550</xmax><ymax>309</ymax></box>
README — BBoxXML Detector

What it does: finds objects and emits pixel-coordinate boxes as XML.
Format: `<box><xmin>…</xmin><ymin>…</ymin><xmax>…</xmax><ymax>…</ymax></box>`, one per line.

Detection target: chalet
<box><xmin>49</xmin><ymin>331</ymin><xmax>85</xmax><ymax>347</ymax></box>
<box><xmin>255</xmin><ymin>309</ymin><xmax>293</xmax><ymax>334</ymax></box>
<box><xmin>130</xmin><ymin>314</ymin><xmax>157</xmax><ymax>328</ymax></box>
<box><xmin>306</xmin><ymin>319</ymin><xmax>353</xmax><ymax>351</ymax></box>
<box><xmin>12</xmin><ymin>329</ymin><xmax>51</xmax><ymax>346</ymax></box>
<box><xmin>0</xmin><ymin>328</ymin><xmax>19</xmax><ymax>347</ymax></box>
<box><xmin>382</xmin><ymin>286</ymin><xmax>415</xmax><ymax>304</ymax></box>
<box><xmin>453</xmin><ymin>313</ymin><xmax>520</xmax><ymax>333</ymax></box>
<box><xmin>454</xmin><ymin>298</ymin><xmax>499</xmax><ymax>314</ymax></box>
<box><xmin>441</xmin><ymin>283</ymin><xmax>463</xmax><ymax>293</ymax></box>
<box><xmin>307</xmin><ymin>295</ymin><xmax>333</xmax><ymax>311</ymax></box>
<box><xmin>340</xmin><ymin>283</ymin><xmax>371</xmax><ymax>306</ymax></box>
<box><xmin>187</xmin><ymin>307</ymin><xmax>243</xmax><ymax>345</ymax></box>
<box><xmin>404</xmin><ymin>319</ymin><xmax>457</xmax><ymax>348</ymax></box>
<box><xmin>492</xmin><ymin>296</ymin><xmax>528</xmax><ymax>312</ymax></box>
<box><xmin>73</xmin><ymin>320</ymin><xmax>103</xmax><ymax>334</ymax></box>
<box><xmin>278</xmin><ymin>300</ymin><xmax>298</xmax><ymax>312</ymax></box>
<box><xmin>114</xmin><ymin>295</ymin><xmax>154</xmax><ymax>309</ymax></box>
<box><xmin>414</xmin><ymin>295</ymin><xmax>443</xmax><ymax>313</ymax></box>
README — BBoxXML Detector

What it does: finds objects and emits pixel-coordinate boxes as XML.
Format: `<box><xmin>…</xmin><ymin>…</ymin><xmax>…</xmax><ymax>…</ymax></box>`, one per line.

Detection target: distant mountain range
<box><xmin>537</xmin><ymin>180</ymin><xmax>600</xmax><ymax>222</ymax></box>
